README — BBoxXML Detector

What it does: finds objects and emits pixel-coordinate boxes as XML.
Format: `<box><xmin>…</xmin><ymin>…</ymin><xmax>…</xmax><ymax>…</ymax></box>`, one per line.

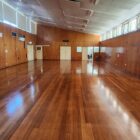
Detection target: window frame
<box><xmin>123</xmin><ymin>21</ymin><xmax>129</xmax><ymax>34</ymax></box>
<box><xmin>128</xmin><ymin>17</ymin><xmax>137</xmax><ymax>32</ymax></box>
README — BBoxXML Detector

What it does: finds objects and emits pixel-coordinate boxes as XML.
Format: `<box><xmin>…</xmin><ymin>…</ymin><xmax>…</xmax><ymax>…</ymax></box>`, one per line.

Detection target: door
<box><xmin>27</xmin><ymin>45</ymin><xmax>34</xmax><ymax>61</ymax></box>
<box><xmin>60</xmin><ymin>46</ymin><xmax>71</xmax><ymax>60</ymax></box>
<box><xmin>65</xmin><ymin>47</ymin><xmax>71</xmax><ymax>60</ymax></box>
<box><xmin>82</xmin><ymin>47</ymin><xmax>88</xmax><ymax>60</ymax></box>
<box><xmin>60</xmin><ymin>47</ymin><xmax>66</xmax><ymax>60</ymax></box>
<box><xmin>36</xmin><ymin>46</ymin><xmax>43</xmax><ymax>60</ymax></box>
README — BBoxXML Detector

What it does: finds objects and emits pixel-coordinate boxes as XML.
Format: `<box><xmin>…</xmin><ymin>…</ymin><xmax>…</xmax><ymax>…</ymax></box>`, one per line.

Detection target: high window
<box><xmin>0</xmin><ymin>0</ymin><xmax>37</xmax><ymax>34</ymax></box>
<box><xmin>129</xmin><ymin>17</ymin><xmax>137</xmax><ymax>32</ymax></box>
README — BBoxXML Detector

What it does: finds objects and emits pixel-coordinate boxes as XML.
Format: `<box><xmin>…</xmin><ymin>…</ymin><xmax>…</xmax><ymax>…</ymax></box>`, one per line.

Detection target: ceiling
<box><xmin>5</xmin><ymin>0</ymin><xmax>140</xmax><ymax>35</ymax></box>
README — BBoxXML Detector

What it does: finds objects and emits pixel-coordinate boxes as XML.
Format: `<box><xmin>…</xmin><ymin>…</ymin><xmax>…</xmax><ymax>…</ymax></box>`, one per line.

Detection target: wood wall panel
<box><xmin>71</xmin><ymin>45</ymin><xmax>82</xmax><ymax>60</ymax></box>
<box><xmin>43</xmin><ymin>42</ymin><xmax>60</xmax><ymax>60</ymax></box>
<box><xmin>17</xmin><ymin>29</ymin><xmax>27</xmax><ymax>63</ymax></box>
<box><xmin>0</xmin><ymin>23</ymin><xmax>37</xmax><ymax>70</ymax></box>
<box><xmin>101</xmin><ymin>31</ymin><xmax>140</xmax><ymax>77</ymax></box>
<box><xmin>4</xmin><ymin>24</ymin><xmax>17</xmax><ymax>67</ymax></box>
<box><xmin>37</xmin><ymin>24</ymin><xmax>100</xmax><ymax>60</ymax></box>
<box><xmin>0</xmin><ymin>23</ymin><xmax>5</xmax><ymax>68</ymax></box>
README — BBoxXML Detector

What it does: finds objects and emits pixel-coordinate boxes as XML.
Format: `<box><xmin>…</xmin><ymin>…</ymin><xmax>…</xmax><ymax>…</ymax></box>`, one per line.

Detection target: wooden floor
<box><xmin>1</xmin><ymin>60</ymin><xmax>140</xmax><ymax>140</ymax></box>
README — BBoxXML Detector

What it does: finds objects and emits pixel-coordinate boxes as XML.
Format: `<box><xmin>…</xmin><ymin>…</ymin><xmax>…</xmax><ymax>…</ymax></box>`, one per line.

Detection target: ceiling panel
<box><xmin>4</xmin><ymin>0</ymin><xmax>140</xmax><ymax>34</ymax></box>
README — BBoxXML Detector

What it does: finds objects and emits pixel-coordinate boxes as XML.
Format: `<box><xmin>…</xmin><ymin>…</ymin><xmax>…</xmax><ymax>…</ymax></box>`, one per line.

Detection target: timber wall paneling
<box><xmin>0</xmin><ymin>23</ymin><xmax>37</xmax><ymax>70</ymax></box>
<box><xmin>37</xmin><ymin>24</ymin><xmax>100</xmax><ymax>60</ymax></box>
<box><xmin>0</xmin><ymin>23</ymin><xmax>5</xmax><ymax>69</ymax></box>
<box><xmin>16</xmin><ymin>29</ymin><xmax>27</xmax><ymax>64</ymax></box>
<box><xmin>4</xmin><ymin>24</ymin><xmax>17</xmax><ymax>67</ymax></box>
<box><xmin>101</xmin><ymin>31</ymin><xmax>140</xmax><ymax>77</ymax></box>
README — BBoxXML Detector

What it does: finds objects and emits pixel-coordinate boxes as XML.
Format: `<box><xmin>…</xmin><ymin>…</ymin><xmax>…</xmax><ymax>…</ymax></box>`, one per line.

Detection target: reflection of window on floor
<box><xmin>77</xmin><ymin>47</ymin><xmax>82</xmax><ymax>53</ymax></box>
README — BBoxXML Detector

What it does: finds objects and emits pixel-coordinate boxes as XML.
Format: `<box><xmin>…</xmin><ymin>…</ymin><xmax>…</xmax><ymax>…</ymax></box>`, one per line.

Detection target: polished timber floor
<box><xmin>1</xmin><ymin>61</ymin><xmax>140</xmax><ymax>140</ymax></box>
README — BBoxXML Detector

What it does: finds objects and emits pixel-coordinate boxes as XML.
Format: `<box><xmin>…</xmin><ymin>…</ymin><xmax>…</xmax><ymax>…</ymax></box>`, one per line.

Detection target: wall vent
<box><xmin>69</xmin><ymin>0</ymin><xmax>80</xmax><ymax>2</ymax></box>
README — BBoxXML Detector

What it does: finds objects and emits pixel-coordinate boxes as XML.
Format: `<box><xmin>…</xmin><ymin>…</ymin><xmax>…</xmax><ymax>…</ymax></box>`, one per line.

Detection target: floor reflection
<box><xmin>1</xmin><ymin>60</ymin><xmax>140</xmax><ymax>139</ymax></box>
<box><xmin>95</xmin><ymin>79</ymin><xmax>140</xmax><ymax>139</ymax></box>
<box><xmin>6</xmin><ymin>93</ymin><xmax>24</xmax><ymax>117</ymax></box>
<box><xmin>60</xmin><ymin>60</ymin><xmax>105</xmax><ymax>75</ymax></box>
<box><xmin>60</xmin><ymin>60</ymin><xmax>71</xmax><ymax>74</ymax></box>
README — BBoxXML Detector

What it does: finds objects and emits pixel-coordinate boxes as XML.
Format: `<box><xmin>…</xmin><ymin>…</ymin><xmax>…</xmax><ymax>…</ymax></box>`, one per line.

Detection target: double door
<box><xmin>60</xmin><ymin>46</ymin><xmax>71</xmax><ymax>60</ymax></box>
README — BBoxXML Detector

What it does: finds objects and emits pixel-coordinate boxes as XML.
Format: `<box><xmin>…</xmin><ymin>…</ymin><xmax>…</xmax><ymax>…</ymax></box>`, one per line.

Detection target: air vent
<box><xmin>69</xmin><ymin>0</ymin><xmax>80</xmax><ymax>2</ymax></box>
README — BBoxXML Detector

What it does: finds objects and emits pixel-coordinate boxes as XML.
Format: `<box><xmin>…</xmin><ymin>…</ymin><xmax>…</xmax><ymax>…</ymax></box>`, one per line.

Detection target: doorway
<box><xmin>36</xmin><ymin>46</ymin><xmax>43</xmax><ymax>60</ymax></box>
<box><xmin>87</xmin><ymin>47</ymin><xmax>94</xmax><ymax>60</ymax></box>
<box><xmin>60</xmin><ymin>46</ymin><xmax>71</xmax><ymax>60</ymax></box>
<box><xmin>82</xmin><ymin>47</ymin><xmax>94</xmax><ymax>61</ymax></box>
<box><xmin>27</xmin><ymin>45</ymin><xmax>34</xmax><ymax>61</ymax></box>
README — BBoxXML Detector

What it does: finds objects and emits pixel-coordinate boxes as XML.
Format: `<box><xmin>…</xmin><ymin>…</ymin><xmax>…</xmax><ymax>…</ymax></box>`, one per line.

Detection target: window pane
<box><xmin>129</xmin><ymin>18</ymin><xmax>137</xmax><ymax>32</ymax></box>
<box><xmin>31</xmin><ymin>21</ymin><xmax>36</xmax><ymax>34</ymax></box>
<box><xmin>3</xmin><ymin>4</ymin><xmax>16</xmax><ymax>25</ymax></box>
<box><xmin>123</xmin><ymin>22</ymin><xmax>129</xmax><ymax>34</ymax></box>
<box><xmin>117</xmin><ymin>25</ymin><xmax>122</xmax><ymax>36</ymax></box>
<box><xmin>0</xmin><ymin>1</ymin><xmax>2</xmax><ymax>21</ymax></box>
<box><xmin>77</xmin><ymin>47</ymin><xmax>82</xmax><ymax>53</ymax></box>
<box><xmin>113</xmin><ymin>28</ymin><xmax>117</xmax><ymax>37</ymax></box>
<box><xmin>102</xmin><ymin>34</ymin><xmax>106</xmax><ymax>40</ymax></box>
<box><xmin>17</xmin><ymin>13</ymin><xmax>26</xmax><ymax>30</ymax></box>
<box><xmin>94</xmin><ymin>47</ymin><xmax>99</xmax><ymax>53</ymax></box>
<box><xmin>101</xmin><ymin>47</ymin><xmax>106</xmax><ymax>52</ymax></box>
<box><xmin>26</xmin><ymin>18</ymin><xmax>31</xmax><ymax>33</ymax></box>
<box><xmin>138</xmin><ymin>15</ymin><xmax>140</xmax><ymax>29</ymax></box>
<box><xmin>110</xmin><ymin>30</ymin><xmax>113</xmax><ymax>38</ymax></box>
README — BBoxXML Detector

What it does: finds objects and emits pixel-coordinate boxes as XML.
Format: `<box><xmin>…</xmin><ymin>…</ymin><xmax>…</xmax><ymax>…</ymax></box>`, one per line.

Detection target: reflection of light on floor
<box><xmin>30</xmin><ymin>76</ymin><xmax>34</xmax><ymax>81</ymax></box>
<box><xmin>113</xmin><ymin>99</ymin><xmax>117</xmax><ymax>109</ymax></box>
<box><xmin>6</xmin><ymin>93</ymin><xmax>23</xmax><ymax>116</ymax></box>
<box><xmin>30</xmin><ymin>84</ymin><xmax>36</xmax><ymax>101</ymax></box>
<box><xmin>30</xmin><ymin>83</ymin><xmax>39</xmax><ymax>101</ymax></box>
<box><xmin>60</xmin><ymin>61</ymin><xmax>71</xmax><ymax>74</ymax></box>
<box><xmin>76</xmin><ymin>68</ymin><xmax>81</xmax><ymax>74</ymax></box>
<box><xmin>41</xmin><ymin>67</ymin><xmax>44</xmax><ymax>73</ymax></box>
<box><xmin>123</xmin><ymin>112</ymin><xmax>129</xmax><ymax>123</ymax></box>
<box><xmin>87</xmin><ymin>63</ymin><xmax>93</xmax><ymax>74</ymax></box>
<box><xmin>97</xmin><ymin>79</ymin><xmax>101</xmax><ymax>85</ymax></box>
<box><xmin>93</xmin><ymin>69</ymin><xmax>98</xmax><ymax>75</ymax></box>
<box><xmin>96</xmin><ymin>79</ymin><xmax>140</xmax><ymax>139</ymax></box>
<box><xmin>100</xmin><ymin>69</ymin><xmax>105</xmax><ymax>75</ymax></box>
